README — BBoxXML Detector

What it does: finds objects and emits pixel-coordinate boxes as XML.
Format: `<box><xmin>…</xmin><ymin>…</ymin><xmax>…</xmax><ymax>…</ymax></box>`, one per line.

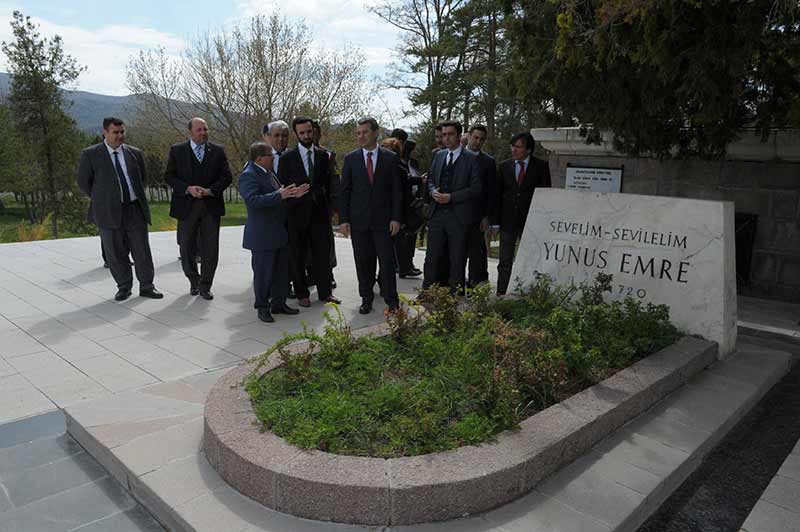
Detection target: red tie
<box><xmin>367</xmin><ymin>152</ymin><xmax>374</xmax><ymax>184</ymax></box>
<box><xmin>517</xmin><ymin>161</ymin><xmax>526</xmax><ymax>187</ymax></box>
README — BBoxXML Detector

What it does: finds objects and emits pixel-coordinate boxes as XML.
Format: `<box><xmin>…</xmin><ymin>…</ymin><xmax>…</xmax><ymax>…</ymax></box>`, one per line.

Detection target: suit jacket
<box><xmin>474</xmin><ymin>151</ymin><xmax>497</xmax><ymax>220</ymax></box>
<box><xmin>77</xmin><ymin>142</ymin><xmax>151</xmax><ymax>229</ymax></box>
<box><xmin>339</xmin><ymin>147</ymin><xmax>403</xmax><ymax>232</ymax></box>
<box><xmin>277</xmin><ymin>145</ymin><xmax>332</xmax><ymax>229</ymax></box>
<box><xmin>239</xmin><ymin>163</ymin><xmax>288</xmax><ymax>252</ymax></box>
<box><xmin>164</xmin><ymin>141</ymin><xmax>233</xmax><ymax>219</ymax></box>
<box><xmin>427</xmin><ymin>148</ymin><xmax>483</xmax><ymax>225</ymax></box>
<box><xmin>493</xmin><ymin>157</ymin><xmax>551</xmax><ymax>232</ymax></box>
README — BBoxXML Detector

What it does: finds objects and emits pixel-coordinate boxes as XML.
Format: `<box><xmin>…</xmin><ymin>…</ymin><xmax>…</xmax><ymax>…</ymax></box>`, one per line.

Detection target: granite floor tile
<box><xmin>71</xmin><ymin>353</ymin><xmax>158</xmax><ymax>392</ymax></box>
<box><xmin>783</xmin><ymin>454</ymin><xmax>800</xmax><ymax>482</ymax></box>
<box><xmin>740</xmin><ymin>499</ymin><xmax>800</xmax><ymax>532</ymax></box>
<box><xmin>0</xmin><ymin>374</ymin><xmax>56</xmax><ymax>424</ymax></box>
<box><xmin>0</xmin><ymin>410</ymin><xmax>64</xmax><ymax>449</ymax></box>
<box><xmin>0</xmin><ymin>433</ymin><xmax>82</xmax><ymax>480</ymax></box>
<box><xmin>761</xmin><ymin>474</ymin><xmax>800</xmax><ymax>513</ymax></box>
<box><xmin>484</xmin><ymin>489</ymin><xmax>612</xmax><ymax>532</ymax></box>
<box><xmin>114</xmin><ymin>417</ymin><xmax>204</xmax><ymax>476</ymax></box>
<box><xmin>0</xmin><ymin>330</ymin><xmax>45</xmax><ymax>358</ymax></box>
<box><xmin>0</xmin><ymin>476</ymin><xmax>136</xmax><ymax>532</ymax></box>
<box><xmin>3</xmin><ymin>450</ymin><xmax>108</xmax><ymax>507</ymax></box>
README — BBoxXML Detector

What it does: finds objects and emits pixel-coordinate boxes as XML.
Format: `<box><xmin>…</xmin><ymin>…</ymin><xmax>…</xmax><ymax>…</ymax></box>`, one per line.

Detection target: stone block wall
<box><xmin>547</xmin><ymin>155</ymin><xmax>800</xmax><ymax>303</ymax></box>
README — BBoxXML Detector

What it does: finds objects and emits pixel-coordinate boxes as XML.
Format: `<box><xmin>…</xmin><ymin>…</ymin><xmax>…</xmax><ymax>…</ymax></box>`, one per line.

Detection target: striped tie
<box><xmin>194</xmin><ymin>144</ymin><xmax>204</xmax><ymax>162</ymax></box>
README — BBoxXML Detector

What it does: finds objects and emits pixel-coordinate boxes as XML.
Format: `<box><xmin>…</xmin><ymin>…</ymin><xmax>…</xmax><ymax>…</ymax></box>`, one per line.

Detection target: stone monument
<box><xmin>511</xmin><ymin>189</ymin><xmax>737</xmax><ymax>357</ymax></box>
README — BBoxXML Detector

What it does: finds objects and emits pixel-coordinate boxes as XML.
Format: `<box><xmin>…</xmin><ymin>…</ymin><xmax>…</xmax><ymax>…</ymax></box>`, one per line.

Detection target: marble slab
<box><xmin>511</xmin><ymin>189</ymin><xmax>737</xmax><ymax>356</ymax></box>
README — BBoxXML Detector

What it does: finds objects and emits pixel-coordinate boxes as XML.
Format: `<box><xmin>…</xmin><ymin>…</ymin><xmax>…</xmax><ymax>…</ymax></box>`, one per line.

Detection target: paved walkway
<box><xmin>0</xmin><ymin>228</ymin><xmax>430</xmax><ymax>425</ymax></box>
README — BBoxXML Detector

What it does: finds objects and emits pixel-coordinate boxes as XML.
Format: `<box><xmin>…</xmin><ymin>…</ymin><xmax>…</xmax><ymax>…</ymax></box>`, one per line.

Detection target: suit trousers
<box><xmin>99</xmin><ymin>201</ymin><xmax>154</xmax><ymax>291</ymax></box>
<box><xmin>497</xmin><ymin>229</ymin><xmax>520</xmax><ymax>295</ymax></box>
<box><xmin>178</xmin><ymin>199</ymin><xmax>220</xmax><ymax>290</ymax></box>
<box><xmin>393</xmin><ymin>228</ymin><xmax>418</xmax><ymax>273</ymax></box>
<box><xmin>467</xmin><ymin>222</ymin><xmax>489</xmax><ymax>286</ymax></box>
<box><xmin>422</xmin><ymin>208</ymin><xmax>470</xmax><ymax>293</ymax></box>
<box><xmin>251</xmin><ymin>248</ymin><xmax>289</xmax><ymax>309</ymax></box>
<box><xmin>289</xmin><ymin>217</ymin><xmax>333</xmax><ymax>300</ymax></box>
<box><xmin>352</xmin><ymin>228</ymin><xmax>399</xmax><ymax>308</ymax></box>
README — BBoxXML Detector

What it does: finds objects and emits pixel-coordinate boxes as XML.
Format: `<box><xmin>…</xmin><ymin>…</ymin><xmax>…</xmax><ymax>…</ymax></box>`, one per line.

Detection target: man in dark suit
<box><xmin>239</xmin><ymin>142</ymin><xmax>308</xmax><ymax>323</ymax></box>
<box><xmin>278</xmin><ymin>116</ymin><xmax>341</xmax><ymax>307</ymax></box>
<box><xmin>422</xmin><ymin>120</ymin><xmax>483</xmax><ymax>294</ymax></box>
<box><xmin>77</xmin><ymin>117</ymin><xmax>163</xmax><ymax>302</ymax></box>
<box><xmin>464</xmin><ymin>124</ymin><xmax>497</xmax><ymax>288</ymax></box>
<box><xmin>492</xmin><ymin>132</ymin><xmax>551</xmax><ymax>295</ymax></box>
<box><xmin>339</xmin><ymin>117</ymin><xmax>403</xmax><ymax>314</ymax></box>
<box><xmin>165</xmin><ymin>117</ymin><xmax>232</xmax><ymax>300</ymax></box>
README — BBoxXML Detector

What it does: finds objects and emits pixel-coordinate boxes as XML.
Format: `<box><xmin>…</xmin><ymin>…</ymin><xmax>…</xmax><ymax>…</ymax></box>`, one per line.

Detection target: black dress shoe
<box><xmin>359</xmin><ymin>302</ymin><xmax>373</xmax><ymax>314</ymax></box>
<box><xmin>140</xmin><ymin>288</ymin><xmax>164</xmax><ymax>299</ymax></box>
<box><xmin>190</xmin><ymin>281</ymin><xmax>200</xmax><ymax>296</ymax></box>
<box><xmin>199</xmin><ymin>290</ymin><xmax>214</xmax><ymax>300</ymax></box>
<box><xmin>399</xmin><ymin>269</ymin><xmax>422</xmax><ymax>278</ymax></box>
<box><xmin>258</xmin><ymin>308</ymin><xmax>275</xmax><ymax>323</ymax></box>
<box><xmin>114</xmin><ymin>289</ymin><xmax>132</xmax><ymax>301</ymax></box>
<box><xmin>271</xmin><ymin>303</ymin><xmax>299</xmax><ymax>315</ymax></box>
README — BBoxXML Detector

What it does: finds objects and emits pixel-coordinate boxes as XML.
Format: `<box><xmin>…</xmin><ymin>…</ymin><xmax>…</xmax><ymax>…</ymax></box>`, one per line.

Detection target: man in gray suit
<box><xmin>422</xmin><ymin>120</ymin><xmax>483</xmax><ymax>294</ymax></box>
<box><xmin>77</xmin><ymin>117</ymin><xmax>163</xmax><ymax>301</ymax></box>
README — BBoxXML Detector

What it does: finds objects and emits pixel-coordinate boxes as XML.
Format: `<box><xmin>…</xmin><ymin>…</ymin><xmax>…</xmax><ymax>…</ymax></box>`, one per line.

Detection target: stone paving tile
<box><xmin>0</xmin><ymin>475</ymin><xmax>136</xmax><ymax>532</ymax></box>
<box><xmin>0</xmin><ymin>329</ymin><xmax>46</xmax><ymax>358</ymax></box>
<box><xmin>740</xmin><ymin>499</ymin><xmax>800</xmax><ymax>532</ymax></box>
<box><xmin>3</xmin><ymin>450</ymin><xmax>109</xmax><ymax>507</ymax></box>
<box><xmin>222</xmin><ymin>338</ymin><xmax>271</xmax><ymax>359</ymax></box>
<box><xmin>483</xmin><ymin>489</ymin><xmax>611</xmax><ymax>532</ymax></box>
<box><xmin>761</xmin><ymin>474</ymin><xmax>800</xmax><ymax>513</ymax></box>
<box><xmin>65</xmin><ymin>390</ymin><xmax>203</xmax><ymax>430</ymax></box>
<box><xmin>136</xmin><ymin>452</ymin><xmax>225</xmax><ymax>509</ymax></box>
<box><xmin>69</xmin><ymin>505</ymin><xmax>165</xmax><ymax>532</ymax></box>
<box><xmin>71</xmin><ymin>353</ymin><xmax>159</xmax><ymax>392</ymax></box>
<box><xmin>592</xmin><ymin>430</ymin><xmax>689</xmax><ymax>480</ymax></box>
<box><xmin>114</xmin><ymin>417</ymin><xmax>204</xmax><ymax>476</ymax></box>
<box><xmin>0</xmin><ymin>432</ymin><xmax>83</xmax><ymax>480</ymax></box>
<box><xmin>156</xmin><ymin>336</ymin><xmax>243</xmax><ymax>369</ymax></box>
<box><xmin>0</xmin><ymin>409</ymin><xmax>63</xmax><ymax>449</ymax></box>
<box><xmin>118</xmin><ymin>349</ymin><xmax>206</xmax><ymax>382</ymax></box>
<box><xmin>0</xmin><ymin>374</ymin><xmax>55</xmax><ymax>424</ymax></box>
<box><xmin>0</xmin><ymin>357</ymin><xmax>18</xmax><ymax>378</ymax></box>
<box><xmin>780</xmin><ymin>454</ymin><xmax>800</xmax><ymax>483</ymax></box>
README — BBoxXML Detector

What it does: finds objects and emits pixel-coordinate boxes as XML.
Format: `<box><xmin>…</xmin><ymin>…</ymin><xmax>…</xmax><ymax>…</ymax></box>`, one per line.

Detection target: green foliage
<box><xmin>510</xmin><ymin>0</ymin><xmax>800</xmax><ymax>157</ymax></box>
<box><xmin>246</xmin><ymin>274</ymin><xmax>680</xmax><ymax>458</ymax></box>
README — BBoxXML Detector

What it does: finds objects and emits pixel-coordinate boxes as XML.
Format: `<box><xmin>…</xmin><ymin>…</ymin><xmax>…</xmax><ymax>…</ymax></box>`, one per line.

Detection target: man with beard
<box><xmin>278</xmin><ymin>116</ymin><xmax>341</xmax><ymax>307</ymax></box>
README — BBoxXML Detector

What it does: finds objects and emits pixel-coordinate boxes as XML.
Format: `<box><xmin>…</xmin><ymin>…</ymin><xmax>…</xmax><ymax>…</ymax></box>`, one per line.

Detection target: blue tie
<box><xmin>194</xmin><ymin>144</ymin><xmax>204</xmax><ymax>162</ymax></box>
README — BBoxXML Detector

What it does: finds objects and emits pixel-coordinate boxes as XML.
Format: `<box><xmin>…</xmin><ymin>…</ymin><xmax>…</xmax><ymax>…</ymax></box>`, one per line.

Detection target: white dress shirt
<box><xmin>362</xmin><ymin>146</ymin><xmax>379</xmax><ymax>170</ymax></box>
<box><xmin>104</xmin><ymin>141</ymin><xmax>137</xmax><ymax>202</ymax></box>
<box><xmin>444</xmin><ymin>145</ymin><xmax>463</xmax><ymax>166</ymax></box>
<box><xmin>298</xmin><ymin>143</ymin><xmax>314</xmax><ymax>178</ymax></box>
<box><xmin>515</xmin><ymin>156</ymin><xmax>531</xmax><ymax>181</ymax></box>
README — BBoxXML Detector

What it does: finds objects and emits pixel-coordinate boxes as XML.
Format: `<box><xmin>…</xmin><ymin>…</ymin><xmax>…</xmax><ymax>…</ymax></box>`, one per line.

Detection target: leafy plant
<box><xmin>246</xmin><ymin>274</ymin><xmax>680</xmax><ymax>458</ymax></box>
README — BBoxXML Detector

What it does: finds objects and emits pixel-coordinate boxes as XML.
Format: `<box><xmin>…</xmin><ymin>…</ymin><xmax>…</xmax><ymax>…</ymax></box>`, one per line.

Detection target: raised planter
<box><xmin>203</xmin><ymin>333</ymin><xmax>717</xmax><ymax>525</ymax></box>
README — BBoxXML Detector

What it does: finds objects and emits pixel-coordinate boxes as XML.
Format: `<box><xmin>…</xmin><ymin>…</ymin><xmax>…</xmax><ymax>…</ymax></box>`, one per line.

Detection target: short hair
<box><xmin>267</xmin><ymin>120</ymin><xmax>290</xmax><ymax>135</ymax></box>
<box><xmin>187</xmin><ymin>117</ymin><xmax>206</xmax><ymax>130</ymax></box>
<box><xmin>511</xmin><ymin>132</ymin><xmax>535</xmax><ymax>151</ymax></box>
<box><xmin>439</xmin><ymin>120</ymin><xmax>463</xmax><ymax>136</ymax></box>
<box><xmin>249</xmin><ymin>141</ymin><xmax>273</xmax><ymax>161</ymax></box>
<box><xmin>357</xmin><ymin>117</ymin><xmax>379</xmax><ymax>131</ymax></box>
<box><xmin>389</xmin><ymin>128</ymin><xmax>408</xmax><ymax>143</ymax></box>
<box><xmin>102</xmin><ymin>117</ymin><xmax>124</xmax><ymax>129</ymax></box>
<box><xmin>292</xmin><ymin>116</ymin><xmax>314</xmax><ymax>133</ymax></box>
<box><xmin>381</xmin><ymin>137</ymin><xmax>403</xmax><ymax>157</ymax></box>
<box><xmin>469</xmin><ymin>124</ymin><xmax>488</xmax><ymax>135</ymax></box>
<box><xmin>434</xmin><ymin>123</ymin><xmax>443</xmax><ymax>132</ymax></box>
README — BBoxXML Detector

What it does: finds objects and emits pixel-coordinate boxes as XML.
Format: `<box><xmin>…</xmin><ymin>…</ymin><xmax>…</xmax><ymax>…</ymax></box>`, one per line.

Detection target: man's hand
<box><xmin>389</xmin><ymin>221</ymin><xmax>400</xmax><ymax>236</ymax></box>
<box><xmin>340</xmin><ymin>223</ymin><xmax>351</xmax><ymax>237</ymax></box>
<box><xmin>187</xmin><ymin>185</ymin><xmax>206</xmax><ymax>198</ymax></box>
<box><xmin>278</xmin><ymin>184</ymin><xmax>297</xmax><ymax>200</ymax></box>
<box><xmin>293</xmin><ymin>183</ymin><xmax>310</xmax><ymax>198</ymax></box>
<box><xmin>432</xmin><ymin>190</ymin><xmax>451</xmax><ymax>204</ymax></box>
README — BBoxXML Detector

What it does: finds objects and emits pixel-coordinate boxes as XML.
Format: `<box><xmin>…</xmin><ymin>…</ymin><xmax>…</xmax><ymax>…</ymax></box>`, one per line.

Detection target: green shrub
<box><xmin>245</xmin><ymin>274</ymin><xmax>680</xmax><ymax>458</ymax></box>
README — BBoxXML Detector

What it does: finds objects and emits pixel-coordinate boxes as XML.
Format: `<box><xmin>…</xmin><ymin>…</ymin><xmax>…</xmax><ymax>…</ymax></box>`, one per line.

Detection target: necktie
<box><xmin>517</xmin><ymin>161</ymin><xmax>526</xmax><ymax>187</ymax></box>
<box><xmin>366</xmin><ymin>152</ymin><xmax>374</xmax><ymax>184</ymax></box>
<box><xmin>274</xmin><ymin>152</ymin><xmax>281</xmax><ymax>174</ymax></box>
<box><xmin>447</xmin><ymin>151</ymin><xmax>454</xmax><ymax>169</ymax></box>
<box><xmin>113</xmin><ymin>151</ymin><xmax>132</xmax><ymax>203</ymax></box>
<box><xmin>306</xmin><ymin>149</ymin><xmax>314</xmax><ymax>183</ymax></box>
<box><xmin>194</xmin><ymin>144</ymin><xmax>204</xmax><ymax>162</ymax></box>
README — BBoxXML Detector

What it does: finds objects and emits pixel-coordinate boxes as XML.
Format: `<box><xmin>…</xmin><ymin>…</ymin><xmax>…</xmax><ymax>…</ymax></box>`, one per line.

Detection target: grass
<box><xmin>246</xmin><ymin>274</ymin><xmax>681</xmax><ymax>458</ymax></box>
<box><xmin>0</xmin><ymin>197</ymin><xmax>248</xmax><ymax>243</ymax></box>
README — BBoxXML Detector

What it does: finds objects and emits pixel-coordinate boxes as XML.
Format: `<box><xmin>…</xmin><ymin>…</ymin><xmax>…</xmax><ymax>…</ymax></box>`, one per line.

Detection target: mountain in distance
<box><xmin>0</xmin><ymin>72</ymin><xmax>138</xmax><ymax>133</ymax></box>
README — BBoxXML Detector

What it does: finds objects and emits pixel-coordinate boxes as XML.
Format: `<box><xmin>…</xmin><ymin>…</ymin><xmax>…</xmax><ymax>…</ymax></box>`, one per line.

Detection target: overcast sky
<box><xmin>0</xmin><ymin>0</ymin><xmax>415</xmax><ymax>127</ymax></box>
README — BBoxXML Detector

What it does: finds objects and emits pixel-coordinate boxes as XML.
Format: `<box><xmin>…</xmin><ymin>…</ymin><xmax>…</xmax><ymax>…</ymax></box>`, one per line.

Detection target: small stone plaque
<box><xmin>511</xmin><ymin>189</ymin><xmax>737</xmax><ymax>356</ymax></box>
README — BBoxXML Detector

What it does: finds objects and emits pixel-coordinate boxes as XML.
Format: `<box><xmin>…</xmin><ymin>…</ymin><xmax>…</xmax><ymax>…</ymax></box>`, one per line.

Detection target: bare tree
<box><xmin>126</xmin><ymin>14</ymin><xmax>369</xmax><ymax>168</ymax></box>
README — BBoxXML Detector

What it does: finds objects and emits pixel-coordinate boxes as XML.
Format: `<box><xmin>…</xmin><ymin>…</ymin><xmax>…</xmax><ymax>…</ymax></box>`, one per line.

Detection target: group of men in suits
<box><xmin>77</xmin><ymin>114</ymin><xmax>549</xmax><ymax>321</ymax></box>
